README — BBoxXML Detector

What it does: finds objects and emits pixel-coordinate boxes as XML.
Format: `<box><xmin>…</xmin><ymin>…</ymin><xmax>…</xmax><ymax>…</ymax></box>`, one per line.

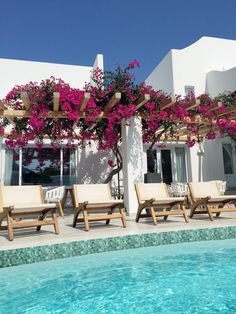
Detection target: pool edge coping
<box><xmin>1</xmin><ymin>225</ymin><xmax>236</xmax><ymax>268</ymax></box>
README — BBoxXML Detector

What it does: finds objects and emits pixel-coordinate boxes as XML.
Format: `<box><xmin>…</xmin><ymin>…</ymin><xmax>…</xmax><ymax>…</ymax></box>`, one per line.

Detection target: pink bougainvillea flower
<box><xmin>128</xmin><ymin>59</ymin><xmax>140</xmax><ymax>69</ymax></box>
<box><xmin>185</xmin><ymin>139</ymin><xmax>196</xmax><ymax>148</ymax></box>
<box><xmin>205</xmin><ymin>131</ymin><xmax>216</xmax><ymax>140</ymax></box>
<box><xmin>108</xmin><ymin>160</ymin><xmax>115</xmax><ymax>168</ymax></box>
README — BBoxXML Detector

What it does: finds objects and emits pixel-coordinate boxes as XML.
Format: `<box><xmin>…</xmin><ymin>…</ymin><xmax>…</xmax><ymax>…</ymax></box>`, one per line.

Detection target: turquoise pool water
<box><xmin>0</xmin><ymin>239</ymin><xmax>236</xmax><ymax>313</ymax></box>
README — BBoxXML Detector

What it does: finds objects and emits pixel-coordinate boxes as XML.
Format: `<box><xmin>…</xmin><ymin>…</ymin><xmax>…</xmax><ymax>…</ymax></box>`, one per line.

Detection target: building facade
<box><xmin>145</xmin><ymin>36</ymin><xmax>236</xmax><ymax>189</ymax></box>
<box><xmin>1</xmin><ymin>37</ymin><xmax>236</xmax><ymax>214</ymax></box>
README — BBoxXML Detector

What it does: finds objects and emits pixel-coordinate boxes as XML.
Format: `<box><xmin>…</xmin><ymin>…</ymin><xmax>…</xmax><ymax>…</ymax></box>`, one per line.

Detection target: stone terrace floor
<box><xmin>0</xmin><ymin>208</ymin><xmax>236</xmax><ymax>251</ymax></box>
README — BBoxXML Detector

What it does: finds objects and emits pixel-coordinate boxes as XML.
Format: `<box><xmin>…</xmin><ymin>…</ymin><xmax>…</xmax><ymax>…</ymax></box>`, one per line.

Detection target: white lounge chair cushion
<box><xmin>74</xmin><ymin>184</ymin><xmax>113</xmax><ymax>204</ymax></box>
<box><xmin>1</xmin><ymin>186</ymin><xmax>43</xmax><ymax>205</ymax></box>
<box><xmin>136</xmin><ymin>183</ymin><xmax>169</xmax><ymax>201</ymax></box>
<box><xmin>208</xmin><ymin>195</ymin><xmax>236</xmax><ymax>202</ymax></box>
<box><xmin>189</xmin><ymin>182</ymin><xmax>221</xmax><ymax>198</ymax></box>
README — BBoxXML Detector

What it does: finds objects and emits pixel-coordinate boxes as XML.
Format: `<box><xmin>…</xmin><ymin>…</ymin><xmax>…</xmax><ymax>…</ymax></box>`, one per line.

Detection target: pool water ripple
<box><xmin>0</xmin><ymin>239</ymin><xmax>236</xmax><ymax>313</ymax></box>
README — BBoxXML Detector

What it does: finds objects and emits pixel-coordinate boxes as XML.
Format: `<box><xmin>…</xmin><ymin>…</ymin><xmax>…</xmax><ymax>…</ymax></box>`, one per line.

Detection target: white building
<box><xmin>1</xmin><ymin>37</ymin><xmax>236</xmax><ymax>215</ymax></box>
<box><xmin>145</xmin><ymin>36</ymin><xmax>236</xmax><ymax>189</ymax></box>
<box><xmin>0</xmin><ymin>55</ymin><xmax>114</xmax><ymax>187</ymax></box>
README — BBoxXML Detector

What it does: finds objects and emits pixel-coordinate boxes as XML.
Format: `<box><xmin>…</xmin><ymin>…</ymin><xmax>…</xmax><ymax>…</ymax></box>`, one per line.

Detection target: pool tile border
<box><xmin>1</xmin><ymin>226</ymin><xmax>236</xmax><ymax>268</ymax></box>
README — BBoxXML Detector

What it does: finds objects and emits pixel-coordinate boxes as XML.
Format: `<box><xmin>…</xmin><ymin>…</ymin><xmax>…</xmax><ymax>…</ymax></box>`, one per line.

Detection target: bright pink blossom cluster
<box><xmin>1</xmin><ymin>63</ymin><xmax>236</xmax><ymax>152</ymax></box>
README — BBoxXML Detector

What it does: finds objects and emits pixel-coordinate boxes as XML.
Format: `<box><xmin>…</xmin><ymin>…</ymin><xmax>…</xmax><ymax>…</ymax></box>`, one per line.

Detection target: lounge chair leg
<box><xmin>164</xmin><ymin>214</ymin><xmax>168</xmax><ymax>220</ymax></box>
<box><xmin>150</xmin><ymin>207</ymin><xmax>157</xmax><ymax>225</ymax></box>
<box><xmin>52</xmin><ymin>209</ymin><xmax>60</xmax><ymax>234</ymax></box>
<box><xmin>119</xmin><ymin>207</ymin><xmax>126</xmax><ymax>228</ymax></box>
<box><xmin>216</xmin><ymin>212</ymin><xmax>221</xmax><ymax>217</ymax></box>
<box><xmin>58</xmin><ymin>201</ymin><xmax>64</xmax><ymax>218</ymax></box>
<box><xmin>106</xmin><ymin>208</ymin><xmax>114</xmax><ymax>224</ymax></box>
<box><xmin>207</xmin><ymin>205</ymin><xmax>214</xmax><ymax>221</ymax></box>
<box><xmin>37</xmin><ymin>212</ymin><xmax>47</xmax><ymax>231</ymax></box>
<box><xmin>189</xmin><ymin>206</ymin><xmax>195</xmax><ymax>218</ymax></box>
<box><xmin>182</xmin><ymin>205</ymin><xmax>189</xmax><ymax>223</ymax></box>
<box><xmin>136</xmin><ymin>205</ymin><xmax>144</xmax><ymax>222</ymax></box>
<box><xmin>83</xmin><ymin>210</ymin><xmax>89</xmax><ymax>231</ymax></box>
<box><xmin>7</xmin><ymin>213</ymin><xmax>14</xmax><ymax>241</ymax></box>
<box><xmin>73</xmin><ymin>207</ymin><xmax>81</xmax><ymax>228</ymax></box>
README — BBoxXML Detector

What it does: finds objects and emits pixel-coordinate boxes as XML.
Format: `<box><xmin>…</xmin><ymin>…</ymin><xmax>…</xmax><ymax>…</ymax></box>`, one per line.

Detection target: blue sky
<box><xmin>1</xmin><ymin>0</ymin><xmax>236</xmax><ymax>82</ymax></box>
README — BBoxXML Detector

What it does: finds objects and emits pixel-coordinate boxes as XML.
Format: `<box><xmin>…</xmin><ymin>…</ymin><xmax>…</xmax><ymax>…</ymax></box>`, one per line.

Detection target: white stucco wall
<box><xmin>145</xmin><ymin>51</ymin><xmax>174</xmax><ymax>95</ymax></box>
<box><xmin>0</xmin><ymin>55</ymin><xmax>103</xmax><ymax>98</ymax></box>
<box><xmin>146</xmin><ymin>36</ymin><xmax>236</xmax><ymax>97</ymax></box>
<box><xmin>145</xmin><ymin>36</ymin><xmax>236</xmax><ymax>187</ymax></box>
<box><xmin>77</xmin><ymin>141</ymin><xmax>115</xmax><ymax>184</ymax></box>
<box><xmin>172</xmin><ymin>37</ymin><xmax>236</xmax><ymax>96</ymax></box>
<box><xmin>206</xmin><ymin>67</ymin><xmax>236</xmax><ymax>97</ymax></box>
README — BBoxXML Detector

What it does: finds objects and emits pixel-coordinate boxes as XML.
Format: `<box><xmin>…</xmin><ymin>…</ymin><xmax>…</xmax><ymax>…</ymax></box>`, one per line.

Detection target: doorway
<box><xmin>161</xmin><ymin>149</ymin><xmax>173</xmax><ymax>184</ymax></box>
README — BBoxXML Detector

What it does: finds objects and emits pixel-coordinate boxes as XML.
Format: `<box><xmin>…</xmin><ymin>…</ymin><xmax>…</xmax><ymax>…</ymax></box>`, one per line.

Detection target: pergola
<box><xmin>1</xmin><ymin>71</ymin><xmax>236</xmax><ymax>214</ymax></box>
<box><xmin>0</xmin><ymin>91</ymin><xmax>234</xmax><ymax>140</ymax></box>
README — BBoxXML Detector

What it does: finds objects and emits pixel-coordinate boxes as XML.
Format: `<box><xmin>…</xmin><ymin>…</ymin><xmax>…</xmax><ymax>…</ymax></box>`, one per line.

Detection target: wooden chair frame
<box><xmin>135</xmin><ymin>183</ymin><xmax>189</xmax><ymax>225</ymax></box>
<box><xmin>0</xmin><ymin>185</ymin><xmax>59</xmax><ymax>240</ymax></box>
<box><xmin>188</xmin><ymin>182</ymin><xmax>236</xmax><ymax>221</ymax></box>
<box><xmin>73</xmin><ymin>184</ymin><xmax>126</xmax><ymax>231</ymax></box>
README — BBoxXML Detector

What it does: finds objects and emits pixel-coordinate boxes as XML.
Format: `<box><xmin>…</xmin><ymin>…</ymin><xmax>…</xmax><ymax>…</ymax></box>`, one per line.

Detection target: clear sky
<box><xmin>1</xmin><ymin>0</ymin><xmax>236</xmax><ymax>82</ymax></box>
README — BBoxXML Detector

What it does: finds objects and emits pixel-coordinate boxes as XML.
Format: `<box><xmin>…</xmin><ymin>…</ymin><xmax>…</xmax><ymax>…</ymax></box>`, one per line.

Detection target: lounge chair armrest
<box><xmin>191</xmin><ymin>196</ymin><xmax>210</xmax><ymax>209</ymax></box>
<box><xmin>142</xmin><ymin>198</ymin><xmax>155</xmax><ymax>206</ymax></box>
<box><xmin>2</xmin><ymin>205</ymin><xmax>14</xmax><ymax>213</ymax></box>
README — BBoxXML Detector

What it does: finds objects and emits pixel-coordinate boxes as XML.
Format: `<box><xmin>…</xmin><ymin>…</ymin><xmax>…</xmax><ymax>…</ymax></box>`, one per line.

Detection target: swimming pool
<box><xmin>1</xmin><ymin>239</ymin><xmax>236</xmax><ymax>313</ymax></box>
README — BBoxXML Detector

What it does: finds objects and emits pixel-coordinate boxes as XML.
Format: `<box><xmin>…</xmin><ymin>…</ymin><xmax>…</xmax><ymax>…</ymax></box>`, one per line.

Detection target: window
<box><xmin>184</xmin><ymin>85</ymin><xmax>195</xmax><ymax>96</ymax></box>
<box><xmin>222</xmin><ymin>144</ymin><xmax>234</xmax><ymax>174</ymax></box>
<box><xmin>4</xmin><ymin>146</ymin><xmax>77</xmax><ymax>186</ymax></box>
<box><xmin>22</xmin><ymin>148</ymin><xmax>61</xmax><ymax>185</ymax></box>
<box><xmin>4</xmin><ymin>148</ymin><xmax>19</xmax><ymax>185</ymax></box>
<box><xmin>175</xmin><ymin>147</ymin><xmax>187</xmax><ymax>182</ymax></box>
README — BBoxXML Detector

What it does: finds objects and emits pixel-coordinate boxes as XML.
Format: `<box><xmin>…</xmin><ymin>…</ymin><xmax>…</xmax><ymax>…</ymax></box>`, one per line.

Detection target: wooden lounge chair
<box><xmin>188</xmin><ymin>181</ymin><xmax>236</xmax><ymax>220</ymax></box>
<box><xmin>73</xmin><ymin>184</ymin><xmax>126</xmax><ymax>231</ymax></box>
<box><xmin>135</xmin><ymin>183</ymin><xmax>189</xmax><ymax>224</ymax></box>
<box><xmin>0</xmin><ymin>185</ymin><xmax>60</xmax><ymax>241</ymax></box>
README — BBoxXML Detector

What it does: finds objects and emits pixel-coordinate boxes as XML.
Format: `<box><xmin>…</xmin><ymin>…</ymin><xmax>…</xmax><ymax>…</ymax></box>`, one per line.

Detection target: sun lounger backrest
<box><xmin>0</xmin><ymin>185</ymin><xmax>43</xmax><ymax>208</ymax></box>
<box><xmin>135</xmin><ymin>183</ymin><xmax>169</xmax><ymax>203</ymax></box>
<box><xmin>73</xmin><ymin>184</ymin><xmax>112</xmax><ymax>205</ymax></box>
<box><xmin>188</xmin><ymin>182</ymin><xmax>221</xmax><ymax>200</ymax></box>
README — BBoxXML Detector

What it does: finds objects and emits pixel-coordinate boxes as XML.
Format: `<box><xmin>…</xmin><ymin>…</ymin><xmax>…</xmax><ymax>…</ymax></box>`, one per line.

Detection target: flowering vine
<box><xmin>1</xmin><ymin>61</ymin><xmax>236</xmax><ymax>182</ymax></box>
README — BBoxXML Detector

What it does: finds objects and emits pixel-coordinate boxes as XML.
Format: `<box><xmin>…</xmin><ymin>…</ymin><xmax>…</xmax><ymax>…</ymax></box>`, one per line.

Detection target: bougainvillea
<box><xmin>1</xmin><ymin>61</ymin><xmax>236</xmax><ymax>154</ymax></box>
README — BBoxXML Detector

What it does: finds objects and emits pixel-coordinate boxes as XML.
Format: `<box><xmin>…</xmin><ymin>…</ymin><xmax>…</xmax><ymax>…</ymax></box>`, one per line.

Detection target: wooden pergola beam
<box><xmin>20</xmin><ymin>92</ymin><xmax>30</xmax><ymax>110</ymax></box>
<box><xmin>0</xmin><ymin>101</ymin><xmax>5</xmax><ymax>110</ymax></box>
<box><xmin>208</xmin><ymin>101</ymin><xmax>222</xmax><ymax>112</ymax></box>
<box><xmin>104</xmin><ymin>92</ymin><xmax>121</xmax><ymax>112</ymax></box>
<box><xmin>217</xmin><ymin>105</ymin><xmax>236</xmax><ymax>117</ymax></box>
<box><xmin>80</xmin><ymin>92</ymin><xmax>90</xmax><ymax>112</ymax></box>
<box><xmin>86</xmin><ymin>93</ymin><xmax>121</xmax><ymax>131</ymax></box>
<box><xmin>185</xmin><ymin>99</ymin><xmax>201</xmax><ymax>111</ymax></box>
<box><xmin>169</xmin><ymin>115</ymin><xmax>214</xmax><ymax>125</ymax></box>
<box><xmin>0</xmin><ymin>109</ymin><xmax>87</xmax><ymax>119</ymax></box>
<box><xmin>53</xmin><ymin>92</ymin><xmax>60</xmax><ymax>111</ymax></box>
<box><xmin>0</xmin><ymin>101</ymin><xmax>16</xmax><ymax>126</ymax></box>
<box><xmin>176</xmin><ymin>126</ymin><xmax>188</xmax><ymax>137</ymax></box>
<box><xmin>72</xmin><ymin>92</ymin><xmax>91</xmax><ymax>130</ymax></box>
<box><xmin>160</xmin><ymin>97</ymin><xmax>176</xmax><ymax>110</ymax></box>
<box><xmin>135</xmin><ymin>94</ymin><xmax>150</xmax><ymax>109</ymax></box>
<box><xmin>198</xmin><ymin>125</ymin><xmax>219</xmax><ymax>135</ymax></box>
<box><xmin>87</xmin><ymin>112</ymin><xmax>104</xmax><ymax>131</ymax></box>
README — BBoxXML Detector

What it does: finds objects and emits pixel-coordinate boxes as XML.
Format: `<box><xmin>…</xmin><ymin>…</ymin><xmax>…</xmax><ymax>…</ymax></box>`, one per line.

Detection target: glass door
<box><xmin>161</xmin><ymin>149</ymin><xmax>173</xmax><ymax>184</ymax></box>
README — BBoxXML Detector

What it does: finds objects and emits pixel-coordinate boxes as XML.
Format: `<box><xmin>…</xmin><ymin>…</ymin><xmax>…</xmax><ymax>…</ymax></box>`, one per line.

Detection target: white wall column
<box><xmin>121</xmin><ymin>116</ymin><xmax>143</xmax><ymax>214</ymax></box>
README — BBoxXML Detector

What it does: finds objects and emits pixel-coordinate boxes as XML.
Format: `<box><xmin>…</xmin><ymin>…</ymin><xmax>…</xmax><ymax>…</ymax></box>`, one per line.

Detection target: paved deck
<box><xmin>1</xmin><ymin>208</ymin><xmax>236</xmax><ymax>251</ymax></box>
